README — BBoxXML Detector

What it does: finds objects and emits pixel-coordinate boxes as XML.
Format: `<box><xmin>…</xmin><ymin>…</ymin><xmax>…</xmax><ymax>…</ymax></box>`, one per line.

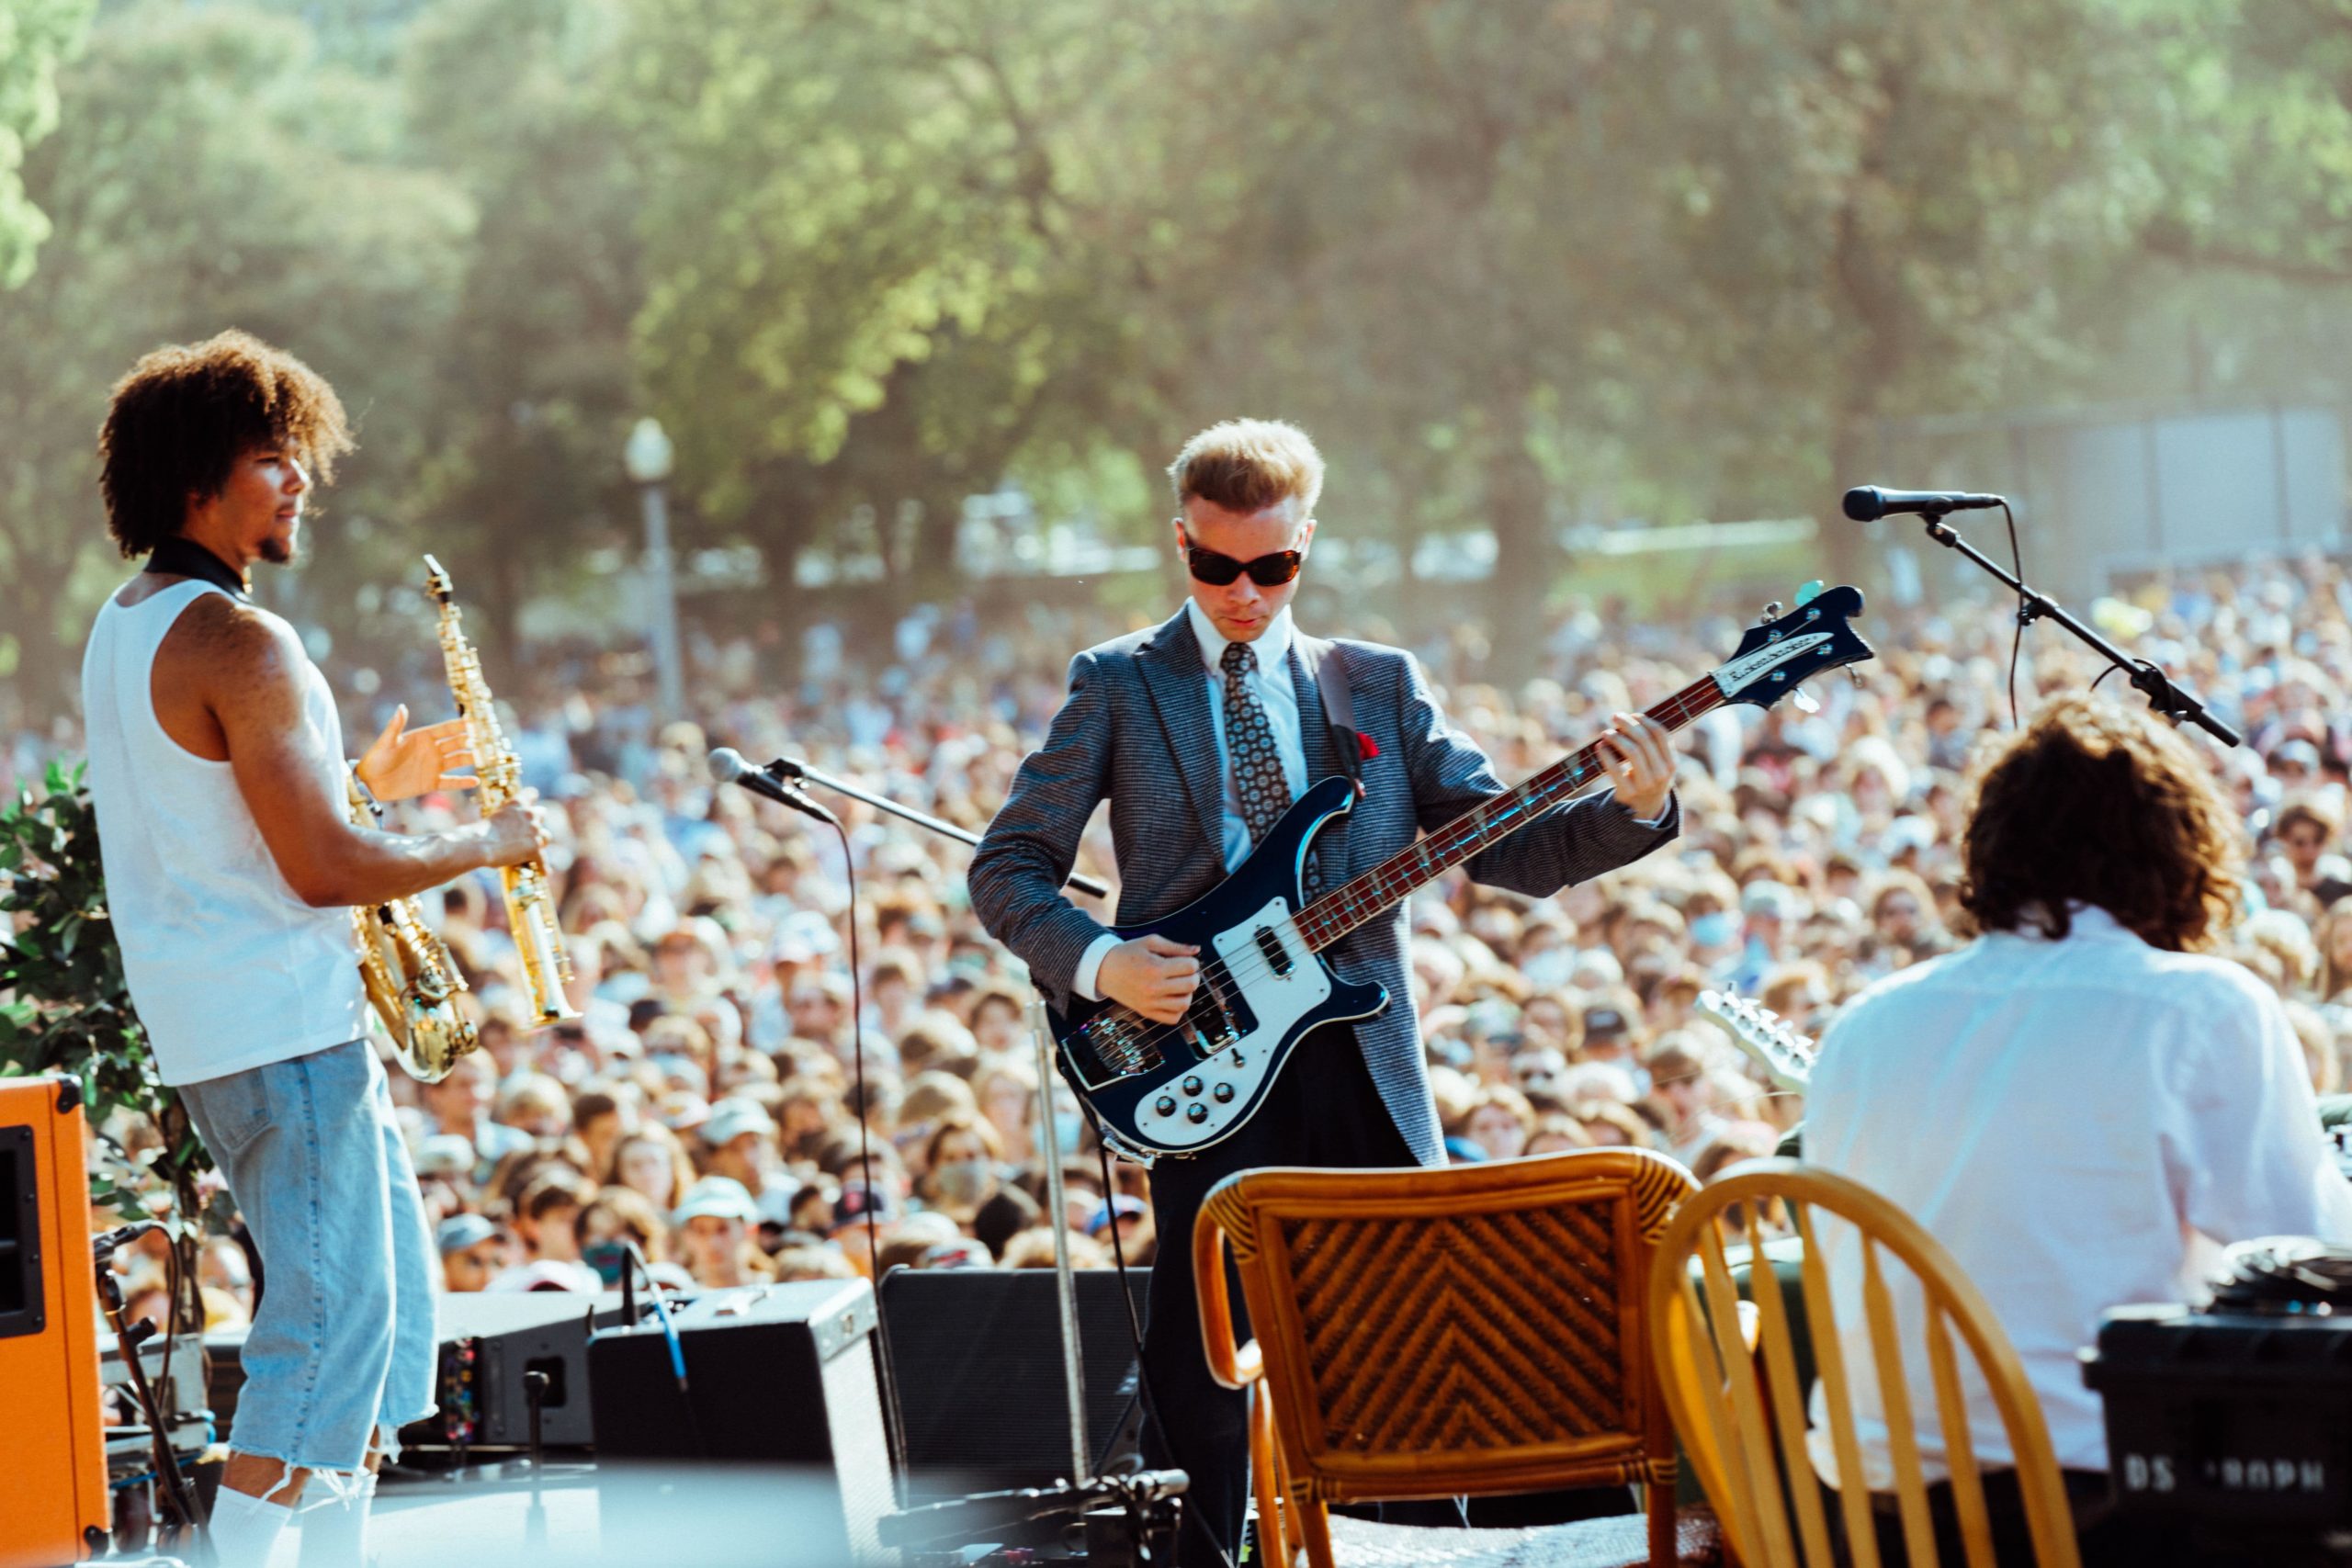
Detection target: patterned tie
<box><xmin>1220</xmin><ymin>640</ymin><xmax>1292</xmax><ymax>844</ymax></box>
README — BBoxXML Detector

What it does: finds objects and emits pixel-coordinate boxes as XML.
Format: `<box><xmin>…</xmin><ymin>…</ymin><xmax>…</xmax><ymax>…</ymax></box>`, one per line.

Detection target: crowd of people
<box><xmin>23</xmin><ymin>549</ymin><xmax>2352</xmax><ymax>1325</ymax></box>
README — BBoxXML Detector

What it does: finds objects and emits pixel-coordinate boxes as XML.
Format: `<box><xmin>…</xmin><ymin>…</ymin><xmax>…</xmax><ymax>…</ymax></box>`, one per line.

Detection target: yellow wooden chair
<box><xmin>1646</xmin><ymin>1158</ymin><xmax>2082</xmax><ymax>1568</ymax></box>
<box><xmin>1194</xmin><ymin>1147</ymin><xmax>1724</xmax><ymax>1568</ymax></box>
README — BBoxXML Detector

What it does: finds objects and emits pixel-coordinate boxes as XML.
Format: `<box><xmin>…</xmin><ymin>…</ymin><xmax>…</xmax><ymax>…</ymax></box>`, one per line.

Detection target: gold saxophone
<box><xmin>350</xmin><ymin>779</ymin><xmax>480</xmax><ymax>1082</ymax></box>
<box><xmin>424</xmin><ymin>554</ymin><xmax>581</xmax><ymax>1030</ymax></box>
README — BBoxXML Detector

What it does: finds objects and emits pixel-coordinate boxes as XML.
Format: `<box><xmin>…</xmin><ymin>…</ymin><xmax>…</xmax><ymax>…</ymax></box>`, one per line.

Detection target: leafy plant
<box><xmin>0</xmin><ymin>757</ymin><xmax>209</xmax><ymax>1333</ymax></box>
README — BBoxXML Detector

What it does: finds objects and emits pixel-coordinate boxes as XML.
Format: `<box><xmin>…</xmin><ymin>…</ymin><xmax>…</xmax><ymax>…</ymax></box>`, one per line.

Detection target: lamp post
<box><xmin>624</xmin><ymin>416</ymin><xmax>685</xmax><ymax>722</ymax></box>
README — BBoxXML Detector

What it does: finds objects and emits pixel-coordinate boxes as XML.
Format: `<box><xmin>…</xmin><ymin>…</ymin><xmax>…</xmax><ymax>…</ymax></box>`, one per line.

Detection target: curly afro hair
<box><xmin>1958</xmin><ymin>694</ymin><xmax>2245</xmax><ymax>953</ymax></box>
<box><xmin>97</xmin><ymin>330</ymin><xmax>353</xmax><ymax>558</ymax></box>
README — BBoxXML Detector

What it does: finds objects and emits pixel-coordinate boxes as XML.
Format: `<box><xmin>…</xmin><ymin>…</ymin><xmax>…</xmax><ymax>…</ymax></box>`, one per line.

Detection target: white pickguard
<box><xmin>1130</xmin><ymin>897</ymin><xmax>1333</xmax><ymax>1152</ymax></box>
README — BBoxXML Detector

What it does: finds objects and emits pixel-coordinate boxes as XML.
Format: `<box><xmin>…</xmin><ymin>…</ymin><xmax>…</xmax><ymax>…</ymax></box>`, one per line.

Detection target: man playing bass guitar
<box><xmin>969</xmin><ymin>418</ymin><xmax>1681</xmax><ymax>1566</ymax></box>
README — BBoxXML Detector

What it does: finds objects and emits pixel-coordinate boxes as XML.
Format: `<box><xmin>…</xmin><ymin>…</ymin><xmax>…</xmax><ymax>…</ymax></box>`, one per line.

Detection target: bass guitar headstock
<box><xmin>1709</xmin><ymin>584</ymin><xmax>1874</xmax><ymax>710</ymax></box>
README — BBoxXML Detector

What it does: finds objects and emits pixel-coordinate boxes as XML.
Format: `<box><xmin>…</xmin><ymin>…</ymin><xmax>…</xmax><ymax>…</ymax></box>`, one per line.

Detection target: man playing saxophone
<box><xmin>79</xmin><ymin>331</ymin><xmax>548</xmax><ymax>1566</ymax></box>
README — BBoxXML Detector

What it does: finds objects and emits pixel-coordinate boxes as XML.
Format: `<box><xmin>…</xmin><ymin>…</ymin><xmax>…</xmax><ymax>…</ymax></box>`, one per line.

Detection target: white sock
<box><xmin>209</xmin><ymin>1486</ymin><xmax>294</xmax><ymax>1568</ymax></box>
<box><xmin>296</xmin><ymin>1469</ymin><xmax>377</xmax><ymax>1568</ymax></box>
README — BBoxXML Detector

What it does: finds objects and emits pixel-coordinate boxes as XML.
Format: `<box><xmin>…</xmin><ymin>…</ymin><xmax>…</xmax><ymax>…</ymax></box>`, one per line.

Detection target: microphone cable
<box><xmin>812</xmin><ymin>800</ymin><xmax>914</xmax><ymax>1503</ymax></box>
<box><xmin>619</xmin><ymin>1240</ymin><xmax>706</xmax><ymax>1458</ymax></box>
<box><xmin>2002</xmin><ymin>501</ymin><xmax>2025</xmax><ymax>729</ymax></box>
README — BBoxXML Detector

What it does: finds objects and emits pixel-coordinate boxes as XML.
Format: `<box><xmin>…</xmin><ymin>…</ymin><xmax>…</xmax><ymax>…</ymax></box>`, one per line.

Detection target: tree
<box><xmin>1634</xmin><ymin>2</ymin><xmax>2175</xmax><ymax>580</ymax></box>
<box><xmin>618</xmin><ymin>0</ymin><xmax>1189</xmax><ymax>614</ymax></box>
<box><xmin>390</xmin><ymin>0</ymin><xmax>644</xmax><ymax>677</ymax></box>
<box><xmin>0</xmin><ymin>1</ymin><xmax>469</xmax><ymax>710</ymax></box>
<box><xmin>0</xmin><ymin>0</ymin><xmax>93</xmax><ymax>288</ymax></box>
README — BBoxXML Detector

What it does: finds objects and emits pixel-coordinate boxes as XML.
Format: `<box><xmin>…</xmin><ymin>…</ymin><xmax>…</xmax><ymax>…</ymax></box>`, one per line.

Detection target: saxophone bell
<box><xmin>349</xmin><ymin>780</ymin><xmax>480</xmax><ymax>1083</ymax></box>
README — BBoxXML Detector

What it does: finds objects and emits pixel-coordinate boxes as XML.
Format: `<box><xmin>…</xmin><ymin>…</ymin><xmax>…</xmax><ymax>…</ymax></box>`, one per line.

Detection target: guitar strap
<box><xmin>1293</xmin><ymin>633</ymin><xmax>1364</xmax><ymax>797</ymax></box>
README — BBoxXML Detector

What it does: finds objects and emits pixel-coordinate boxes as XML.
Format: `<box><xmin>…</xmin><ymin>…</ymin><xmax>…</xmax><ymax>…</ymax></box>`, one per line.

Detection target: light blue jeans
<box><xmin>179</xmin><ymin>1040</ymin><xmax>438</xmax><ymax>1476</ymax></box>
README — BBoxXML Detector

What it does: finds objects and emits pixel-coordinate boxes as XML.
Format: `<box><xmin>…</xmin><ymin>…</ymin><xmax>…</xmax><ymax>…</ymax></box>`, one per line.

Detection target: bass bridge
<box><xmin>1067</xmin><ymin>973</ymin><xmax>1259</xmax><ymax>1089</ymax></box>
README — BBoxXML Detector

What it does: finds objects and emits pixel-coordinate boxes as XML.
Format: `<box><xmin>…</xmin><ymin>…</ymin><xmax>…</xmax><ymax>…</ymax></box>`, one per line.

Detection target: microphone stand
<box><xmin>1905</xmin><ymin>508</ymin><xmax>2244</xmax><ymax>748</ymax></box>
<box><xmin>768</xmin><ymin>755</ymin><xmax>1106</xmax><ymax>1495</ymax></box>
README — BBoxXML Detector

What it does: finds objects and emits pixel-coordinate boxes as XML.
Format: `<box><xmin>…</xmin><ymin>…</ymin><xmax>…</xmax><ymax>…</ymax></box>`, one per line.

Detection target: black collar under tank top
<box><xmin>142</xmin><ymin>537</ymin><xmax>250</xmax><ymax>603</ymax></box>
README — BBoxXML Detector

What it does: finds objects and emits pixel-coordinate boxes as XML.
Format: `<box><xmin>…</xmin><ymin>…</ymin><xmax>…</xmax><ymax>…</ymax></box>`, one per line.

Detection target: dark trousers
<box><xmin>1137</xmin><ymin>1023</ymin><xmax>1420</xmax><ymax>1568</ymax></box>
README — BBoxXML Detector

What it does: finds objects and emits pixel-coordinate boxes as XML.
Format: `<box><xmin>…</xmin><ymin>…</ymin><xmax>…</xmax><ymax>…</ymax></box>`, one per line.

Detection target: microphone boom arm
<box><xmin>1905</xmin><ymin>511</ymin><xmax>2243</xmax><ymax>749</ymax></box>
<box><xmin>769</xmin><ymin>755</ymin><xmax>1113</xmax><ymax>901</ymax></box>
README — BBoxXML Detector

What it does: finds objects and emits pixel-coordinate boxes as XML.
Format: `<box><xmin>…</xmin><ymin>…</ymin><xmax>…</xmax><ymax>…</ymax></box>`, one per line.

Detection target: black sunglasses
<box><xmin>1181</xmin><ymin>536</ymin><xmax>1306</xmax><ymax>587</ymax></box>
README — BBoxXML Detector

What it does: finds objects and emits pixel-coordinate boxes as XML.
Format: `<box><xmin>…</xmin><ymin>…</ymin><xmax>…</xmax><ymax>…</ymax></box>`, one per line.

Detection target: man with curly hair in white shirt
<box><xmin>1806</xmin><ymin>694</ymin><xmax>2352</xmax><ymax>1565</ymax></box>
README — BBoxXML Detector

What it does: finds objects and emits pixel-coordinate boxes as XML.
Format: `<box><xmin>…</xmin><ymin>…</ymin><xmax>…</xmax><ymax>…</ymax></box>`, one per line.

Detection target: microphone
<box><xmin>708</xmin><ymin>747</ymin><xmax>842</xmax><ymax>828</ymax></box>
<box><xmin>1842</xmin><ymin>486</ymin><xmax>2005</xmax><ymax>522</ymax></box>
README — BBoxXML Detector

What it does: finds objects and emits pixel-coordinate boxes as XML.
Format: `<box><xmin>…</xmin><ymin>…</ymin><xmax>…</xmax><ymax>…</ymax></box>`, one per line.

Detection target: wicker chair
<box><xmin>1646</xmin><ymin>1159</ymin><xmax>2082</xmax><ymax>1568</ymax></box>
<box><xmin>1193</xmin><ymin>1148</ymin><xmax>1723</xmax><ymax>1568</ymax></box>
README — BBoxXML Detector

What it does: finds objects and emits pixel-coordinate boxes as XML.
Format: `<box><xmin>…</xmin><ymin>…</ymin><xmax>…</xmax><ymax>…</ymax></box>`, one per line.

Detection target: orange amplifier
<box><xmin>0</xmin><ymin>1075</ymin><xmax>108</xmax><ymax>1566</ymax></box>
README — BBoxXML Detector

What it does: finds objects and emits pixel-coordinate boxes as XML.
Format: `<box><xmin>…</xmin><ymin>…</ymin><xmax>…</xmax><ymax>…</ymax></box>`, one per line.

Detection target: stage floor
<box><xmin>263</xmin><ymin>1460</ymin><xmax>868</xmax><ymax>1567</ymax></box>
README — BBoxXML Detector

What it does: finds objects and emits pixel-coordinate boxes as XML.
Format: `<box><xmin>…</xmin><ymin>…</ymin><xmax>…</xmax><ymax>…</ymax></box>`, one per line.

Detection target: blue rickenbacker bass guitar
<box><xmin>1051</xmin><ymin>585</ymin><xmax>1874</xmax><ymax>1161</ymax></box>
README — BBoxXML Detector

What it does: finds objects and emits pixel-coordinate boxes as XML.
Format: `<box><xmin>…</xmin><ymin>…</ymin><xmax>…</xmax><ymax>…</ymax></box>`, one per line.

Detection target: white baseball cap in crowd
<box><xmin>702</xmin><ymin>1096</ymin><xmax>778</xmax><ymax>1148</ymax></box>
<box><xmin>672</xmin><ymin>1175</ymin><xmax>763</xmax><ymax>1227</ymax></box>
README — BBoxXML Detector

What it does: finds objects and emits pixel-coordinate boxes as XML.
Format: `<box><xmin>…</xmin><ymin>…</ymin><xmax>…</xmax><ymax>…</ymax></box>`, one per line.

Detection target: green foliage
<box><xmin>0</xmin><ymin>0</ymin><xmax>95</xmax><ymax>288</ymax></box>
<box><xmin>12</xmin><ymin>0</ymin><xmax>2352</xmax><ymax>703</ymax></box>
<box><xmin>0</xmin><ymin>759</ymin><xmax>211</xmax><ymax>1256</ymax></box>
<box><xmin>621</xmin><ymin>0</ymin><xmax>1185</xmax><ymax>595</ymax></box>
<box><xmin>0</xmin><ymin>0</ymin><xmax>471</xmax><ymax>709</ymax></box>
<box><xmin>390</xmin><ymin>0</ymin><xmax>644</xmax><ymax>665</ymax></box>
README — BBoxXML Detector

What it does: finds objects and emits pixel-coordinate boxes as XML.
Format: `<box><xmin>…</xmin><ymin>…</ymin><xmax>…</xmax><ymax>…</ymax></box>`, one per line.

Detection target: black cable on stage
<box><xmin>1092</xmin><ymin>1120</ymin><xmax>1240</xmax><ymax>1568</ymax></box>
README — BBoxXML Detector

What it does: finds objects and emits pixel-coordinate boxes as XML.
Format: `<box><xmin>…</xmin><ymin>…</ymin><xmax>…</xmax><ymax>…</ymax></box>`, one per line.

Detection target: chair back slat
<box><xmin>1743</xmin><ymin>1203</ymin><xmax>1839</xmax><ymax>1568</ymax></box>
<box><xmin>1697</xmin><ymin>1220</ymin><xmax>1802</xmax><ymax>1568</ymax></box>
<box><xmin>1792</xmin><ymin>1201</ymin><xmax>1884</xmax><ymax>1568</ymax></box>
<box><xmin>1649</xmin><ymin>1160</ymin><xmax>2086</xmax><ymax>1568</ymax></box>
<box><xmin>1927</xmin><ymin>1305</ymin><xmax>1998</xmax><ymax>1568</ymax></box>
<box><xmin>1663</xmin><ymin>1260</ymin><xmax>1743</xmax><ymax>1534</ymax></box>
<box><xmin>1862</xmin><ymin>1236</ymin><xmax>1941</xmax><ymax>1568</ymax></box>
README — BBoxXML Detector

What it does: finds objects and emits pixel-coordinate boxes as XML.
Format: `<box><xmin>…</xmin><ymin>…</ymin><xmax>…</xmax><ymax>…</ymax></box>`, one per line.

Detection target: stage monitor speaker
<box><xmin>392</xmin><ymin>1290</ymin><xmax>635</xmax><ymax>1452</ymax></box>
<box><xmin>0</xmin><ymin>1075</ymin><xmax>107</xmax><ymax>1567</ymax></box>
<box><xmin>589</xmin><ymin>1280</ymin><xmax>893</xmax><ymax>1565</ymax></box>
<box><xmin>878</xmin><ymin>1266</ymin><xmax>1149</xmax><ymax>1500</ymax></box>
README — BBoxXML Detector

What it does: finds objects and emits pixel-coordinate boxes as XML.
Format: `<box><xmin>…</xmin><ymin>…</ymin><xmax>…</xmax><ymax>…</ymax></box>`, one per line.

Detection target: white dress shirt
<box><xmin>1803</xmin><ymin>904</ymin><xmax>2352</xmax><ymax>1484</ymax></box>
<box><xmin>1073</xmin><ymin>603</ymin><xmax>1309</xmax><ymax>1000</ymax></box>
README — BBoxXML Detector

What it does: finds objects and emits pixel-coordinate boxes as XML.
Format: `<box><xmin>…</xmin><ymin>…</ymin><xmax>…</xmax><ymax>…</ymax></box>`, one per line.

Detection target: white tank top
<box><xmin>80</xmin><ymin>581</ymin><xmax>370</xmax><ymax>1086</ymax></box>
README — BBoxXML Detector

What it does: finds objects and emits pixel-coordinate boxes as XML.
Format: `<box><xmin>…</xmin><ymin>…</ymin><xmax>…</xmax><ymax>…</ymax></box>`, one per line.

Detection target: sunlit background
<box><xmin>6</xmin><ymin>0</ymin><xmax>2352</xmax><ymax>735</ymax></box>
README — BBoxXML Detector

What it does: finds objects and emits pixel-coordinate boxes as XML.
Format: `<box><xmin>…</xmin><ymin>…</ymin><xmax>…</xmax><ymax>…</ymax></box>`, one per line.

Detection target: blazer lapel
<box><xmin>1136</xmin><ymin>608</ymin><xmax>1227</xmax><ymax>856</ymax></box>
<box><xmin>1286</xmin><ymin>640</ymin><xmax>1352</xmax><ymax>888</ymax></box>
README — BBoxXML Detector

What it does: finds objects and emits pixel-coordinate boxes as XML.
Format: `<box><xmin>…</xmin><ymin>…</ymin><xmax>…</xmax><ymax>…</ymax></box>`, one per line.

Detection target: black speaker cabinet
<box><xmin>878</xmin><ymin>1266</ymin><xmax>1149</xmax><ymax>1500</ymax></box>
<box><xmin>392</xmin><ymin>1291</ymin><xmax>630</xmax><ymax>1452</ymax></box>
<box><xmin>589</xmin><ymin>1280</ymin><xmax>892</xmax><ymax>1564</ymax></box>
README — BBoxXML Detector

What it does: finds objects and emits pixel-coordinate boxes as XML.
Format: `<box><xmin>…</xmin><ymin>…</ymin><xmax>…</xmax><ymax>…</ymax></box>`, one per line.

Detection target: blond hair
<box><xmin>1168</xmin><ymin>419</ymin><xmax>1324</xmax><ymax>517</ymax></box>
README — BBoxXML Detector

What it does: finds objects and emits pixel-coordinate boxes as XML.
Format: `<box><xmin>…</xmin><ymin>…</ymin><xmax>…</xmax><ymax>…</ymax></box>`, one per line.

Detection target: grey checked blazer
<box><xmin>967</xmin><ymin>606</ymin><xmax>1679</xmax><ymax>1165</ymax></box>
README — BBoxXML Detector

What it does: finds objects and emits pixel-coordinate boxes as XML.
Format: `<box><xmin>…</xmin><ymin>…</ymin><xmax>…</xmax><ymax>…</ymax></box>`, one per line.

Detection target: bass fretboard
<box><xmin>1295</xmin><ymin>672</ymin><xmax>1726</xmax><ymax>953</ymax></box>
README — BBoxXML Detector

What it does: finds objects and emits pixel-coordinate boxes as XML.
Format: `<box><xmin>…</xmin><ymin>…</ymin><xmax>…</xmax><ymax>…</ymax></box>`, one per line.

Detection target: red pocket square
<box><xmin>1354</xmin><ymin>730</ymin><xmax>1379</xmax><ymax>759</ymax></box>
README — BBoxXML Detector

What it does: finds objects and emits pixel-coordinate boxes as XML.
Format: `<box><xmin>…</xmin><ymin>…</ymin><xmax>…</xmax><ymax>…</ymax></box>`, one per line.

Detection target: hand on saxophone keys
<box><xmin>482</xmin><ymin>788</ymin><xmax>552</xmax><ymax>869</ymax></box>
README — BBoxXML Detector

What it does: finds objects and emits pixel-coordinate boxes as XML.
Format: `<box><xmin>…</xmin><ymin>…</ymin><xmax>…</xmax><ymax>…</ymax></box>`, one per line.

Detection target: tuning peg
<box><xmin>1758</xmin><ymin>601</ymin><xmax>1783</xmax><ymax>625</ymax></box>
<box><xmin>1794</xmin><ymin>580</ymin><xmax>1825</xmax><ymax>607</ymax></box>
<box><xmin>1791</xmin><ymin>685</ymin><xmax>1820</xmax><ymax>715</ymax></box>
